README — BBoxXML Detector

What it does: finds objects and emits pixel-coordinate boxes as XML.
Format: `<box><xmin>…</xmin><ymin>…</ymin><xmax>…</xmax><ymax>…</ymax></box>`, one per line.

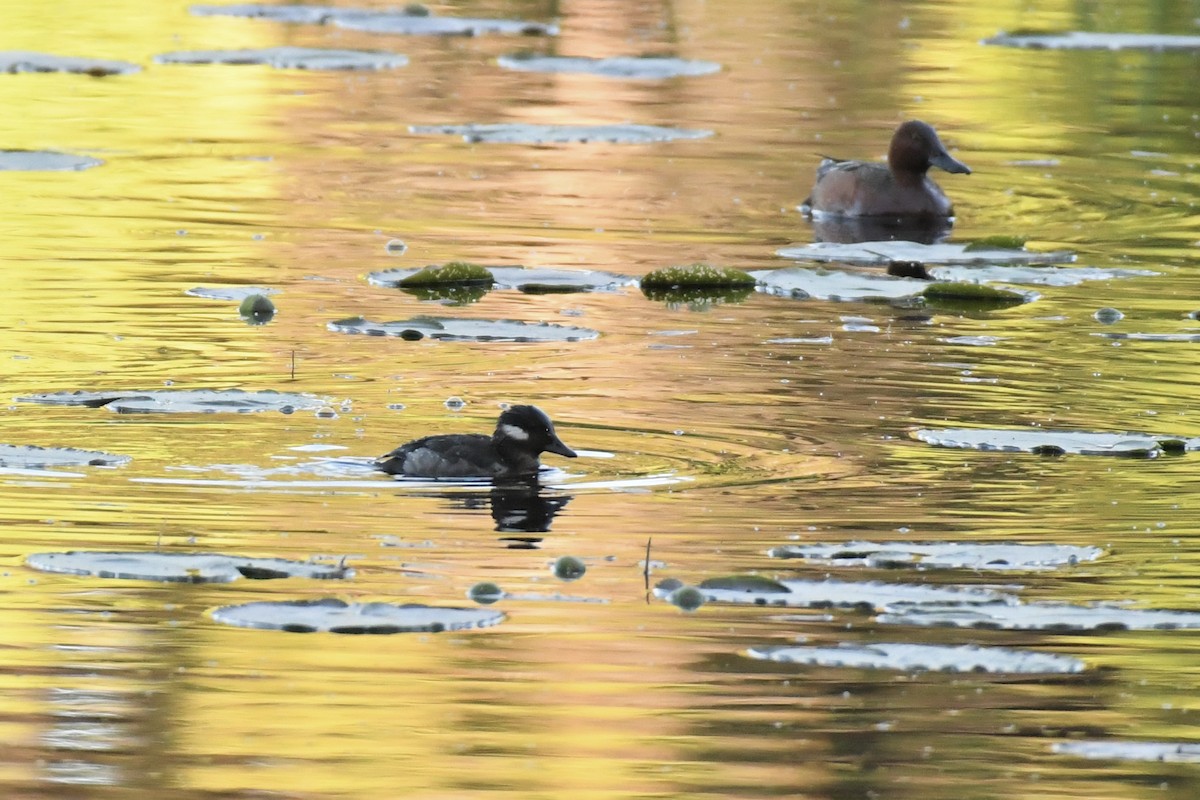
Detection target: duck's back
<box><xmin>376</xmin><ymin>433</ymin><xmax>500</xmax><ymax>478</ymax></box>
<box><xmin>806</xmin><ymin>159</ymin><xmax>952</xmax><ymax>217</ymax></box>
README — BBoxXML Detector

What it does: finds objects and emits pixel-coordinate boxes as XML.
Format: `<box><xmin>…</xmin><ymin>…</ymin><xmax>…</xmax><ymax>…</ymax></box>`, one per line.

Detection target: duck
<box><xmin>802</xmin><ymin>120</ymin><xmax>970</xmax><ymax>218</ymax></box>
<box><xmin>375</xmin><ymin>404</ymin><xmax>577</xmax><ymax>479</ymax></box>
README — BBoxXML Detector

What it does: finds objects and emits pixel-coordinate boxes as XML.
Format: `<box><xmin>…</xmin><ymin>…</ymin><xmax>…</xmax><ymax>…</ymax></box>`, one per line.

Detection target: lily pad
<box><xmin>0</xmin><ymin>51</ymin><xmax>141</xmax><ymax>76</ymax></box>
<box><xmin>211</xmin><ymin>598</ymin><xmax>506</xmax><ymax>633</ymax></box>
<box><xmin>17</xmin><ymin>389</ymin><xmax>329</xmax><ymax>414</ymax></box>
<box><xmin>657</xmin><ymin>576</ymin><xmax>1011</xmax><ymax>610</ymax></box>
<box><xmin>1094</xmin><ymin>332</ymin><xmax>1200</xmax><ymax>343</ymax></box>
<box><xmin>913</xmin><ymin>428</ymin><xmax>1198</xmax><ymax>457</ymax></box>
<box><xmin>930</xmin><ymin>264</ymin><xmax>1156</xmax><ymax>287</ymax></box>
<box><xmin>0</xmin><ymin>444</ymin><xmax>131</xmax><ymax>469</ymax></box>
<box><xmin>190</xmin><ymin>4</ymin><xmax>559</xmax><ymax>36</ymax></box>
<box><xmin>1051</xmin><ymin>741</ymin><xmax>1200</xmax><ymax>762</ymax></box>
<box><xmin>0</xmin><ymin>150</ymin><xmax>102</xmax><ymax>171</ymax></box>
<box><xmin>155</xmin><ymin>47</ymin><xmax>408</xmax><ymax>70</ymax></box>
<box><xmin>769</xmin><ymin>542</ymin><xmax>1103</xmax><ymax>571</ymax></box>
<box><xmin>185</xmin><ymin>286</ymin><xmax>280</xmax><ymax>301</ymax></box>
<box><xmin>752</xmin><ymin>267</ymin><xmax>933</xmax><ymax>302</ymax></box>
<box><xmin>26</xmin><ymin>551</ymin><xmax>351</xmax><ymax>583</ymax></box>
<box><xmin>369</xmin><ymin>265</ymin><xmax>633</xmax><ymax>293</ymax></box>
<box><xmin>748</xmin><ymin>642</ymin><xmax>1085</xmax><ymax>674</ymax></box>
<box><xmin>496</xmin><ymin>54</ymin><xmax>720</xmax><ymax>79</ymax></box>
<box><xmin>880</xmin><ymin>601</ymin><xmax>1200</xmax><ymax>631</ymax></box>
<box><xmin>776</xmin><ymin>240</ymin><xmax>1075</xmax><ymax>266</ymax></box>
<box><xmin>408</xmin><ymin>123</ymin><xmax>712</xmax><ymax>144</ymax></box>
<box><xmin>983</xmin><ymin>31</ymin><xmax>1200</xmax><ymax>50</ymax></box>
<box><xmin>327</xmin><ymin>316</ymin><xmax>599</xmax><ymax>342</ymax></box>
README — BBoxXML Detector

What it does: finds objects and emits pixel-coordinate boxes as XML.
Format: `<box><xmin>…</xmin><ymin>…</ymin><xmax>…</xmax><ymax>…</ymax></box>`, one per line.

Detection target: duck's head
<box><xmin>495</xmin><ymin>405</ymin><xmax>577</xmax><ymax>458</ymax></box>
<box><xmin>889</xmin><ymin>120</ymin><xmax>971</xmax><ymax>176</ymax></box>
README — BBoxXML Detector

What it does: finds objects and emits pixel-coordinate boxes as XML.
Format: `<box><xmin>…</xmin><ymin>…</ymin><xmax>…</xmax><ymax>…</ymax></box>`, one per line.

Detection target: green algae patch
<box><xmin>964</xmin><ymin>235</ymin><xmax>1027</xmax><ymax>251</ymax></box>
<box><xmin>398</xmin><ymin>262</ymin><xmax>496</xmax><ymax>287</ymax></box>
<box><xmin>239</xmin><ymin>293</ymin><xmax>276</xmax><ymax>324</ymax></box>
<box><xmin>698</xmin><ymin>575</ymin><xmax>791</xmax><ymax>593</ymax></box>
<box><xmin>641</xmin><ymin>264</ymin><xmax>756</xmax><ymax>289</ymax></box>
<box><xmin>921</xmin><ymin>282</ymin><xmax>1031</xmax><ymax>309</ymax></box>
<box><xmin>641</xmin><ymin>285</ymin><xmax>754</xmax><ymax>307</ymax></box>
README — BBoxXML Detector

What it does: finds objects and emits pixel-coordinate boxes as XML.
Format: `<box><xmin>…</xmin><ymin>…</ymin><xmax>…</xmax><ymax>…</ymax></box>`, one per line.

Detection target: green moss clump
<box><xmin>468</xmin><ymin>582</ymin><xmax>505</xmax><ymax>605</ymax></box>
<box><xmin>921</xmin><ymin>282</ymin><xmax>1027</xmax><ymax>302</ymax></box>
<box><xmin>398</xmin><ymin>262</ymin><xmax>495</xmax><ymax>287</ymax></box>
<box><xmin>964</xmin><ymin>235</ymin><xmax>1027</xmax><ymax>251</ymax></box>
<box><xmin>669</xmin><ymin>586</ymin><xmax>706</xmax><ymax>612</ymax></box>
<box><xmin>698</xmin><ymin>574</ymin><xmax>791</xmax><ymax>593</ymax></box>
<box><xmin>552</xmin><ymin>555</ymin><xmax>587</xmax><ymax>582</ymax></box>
<box><xmin>640</xmin><ymin>263</ymin><xmax>756</xmax><ymax>289</ymax></box>
<box><xmin>238</xmin><ymin>294</ymin><xmax>276</xmax><ymax>324</ymax></box>
<box><xmin>403</xmin><ymin>3</ymin><xmax>431</xmax><ymax>16</ymax></box>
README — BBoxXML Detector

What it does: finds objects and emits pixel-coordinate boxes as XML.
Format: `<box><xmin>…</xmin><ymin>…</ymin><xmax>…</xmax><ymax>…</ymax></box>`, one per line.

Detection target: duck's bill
<box><xmin>546</xmin><ymin>437</ymin><xmax>577</xmax><ymax>458</ymax></box>
<box><xmin>932</xmin><ymin>151</ymin><xmax>971</xmax><ymax>175</ymax></box>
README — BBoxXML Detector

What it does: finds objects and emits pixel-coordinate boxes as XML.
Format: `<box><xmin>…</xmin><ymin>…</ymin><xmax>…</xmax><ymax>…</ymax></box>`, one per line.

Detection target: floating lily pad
<box><xmin>0</xmin><ymin>444</ymin><xmax>130</xmax><ymax>469</ymax></box>
<box><xmin>409</xmin><ymin>123</ymin><xmax>712</xmax><ymax>144</ymax></box>
<box><xmin>185</xmin><ymin>286</ymin><xmax>280</xmax><ymax>301</ymax></box>
<box><xmin>191</xmin><ymin>4</ymin><xmax>559</xmax><ymax>36</ymax></box>
<box><xmin>930</xmin><ymin>264</ymin><xmax>1155</xmax><ymax>287</ymax></box>
<box><xmin>1094</xmin><ymin>332</ymin><xmax>1200</xmax><ymax>342</ymax></box>
<box><xmin>155</xmin><ymin>47</ymin><xmax>408</xmax><ymax>70</ymax></box>
<box><xmin>748</xmin><ymin>642</ymin><xmax>1085</xmax><ymax>674</ymax></box>
<box><xmin>398</xmin><ymin>262</ymin><xmax>495</xmax><ymax>286</ymax></box>
<box><xmin>657</xmin><ymin>576</ymin><xmax>1010</xmax><ymax>610</ymax></box>
<box><xmin>211</xmin><ymin>598</ymin><xmax>505</xmax><ymax>633</ymax></box>
<box><xmin>1051</xmin><ymin>741</ymin><xmax>1200</xmax><ymax>762</ymax></box>
<box><xmin>369</xmin><ymin>265</ymin><xmax>633</xmax><ymax>293</ymax></box>
<box><xmin>776</xmin><ymin>240</ymin><xmax>1075</xmax><ymax>265</ymax></box>
<box><xmin>26</xmin><ymin>551</ymin><xmax>351</xmax><ymax>583</ymax></box>
<box><xmin>17</xmin><ymin>389</ymin><xmax>329</xmax><ymax>414</ymax></box>
<box><xmin>983</xmin><ymin>31</ymin><xmax>1200</xmax><ymax>50</ymax></box>
<box><xmin>913</xmin><ymin>428</ymin><xmax>1198</xmax><ymax>457</ymax></box>
<box><xmin>752</xmin><ymin>267</ymin><xmax>932</xmax><ymax>302</ymax></box>
<box><xmin>327</xmin><ymin>316</ymin><xmax>599</xmax><ymax>342</ymax></box>
<box><xmin>0</xmin><ymin>51</ymin><xmax>141</xmax><ymax>76</ymax></box>
<box><xmin>0</xmin><ymin>150</ymin><xmax>102</xmax><ymax>171</ymax></box>
<box><xmin>920</xmin><ymin>282</ymin><xmax>1032</xmax><ymax>306</ymax></box>
<box><xmin>880</xmin><ymin>601</ymin><xmax>1200</xmax><ymax>631</ymax></box>
<box><xmin>497</xmin><ymin>54</ymin><xmax>720</xmax><ymax>79</ymax></box>
<box><xmin>769</xmin><ymin>542</ymin><xmax>1103</xmax><ymax>571</ymax></box>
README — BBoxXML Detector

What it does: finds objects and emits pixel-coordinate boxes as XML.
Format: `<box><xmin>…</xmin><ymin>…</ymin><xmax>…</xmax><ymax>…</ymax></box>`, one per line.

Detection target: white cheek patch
<box><xmin>500</xmin><ymin>424</ymin><xmax>531</xmax><ymax>441</ymax></box>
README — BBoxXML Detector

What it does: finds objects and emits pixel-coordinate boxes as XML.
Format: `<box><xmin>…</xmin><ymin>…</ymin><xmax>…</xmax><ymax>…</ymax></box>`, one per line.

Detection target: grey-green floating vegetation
<box><xmin>17</xmin><ymin>388</ymin><xmax>330</xmax><ymax>414</ymax></box>
<box><xmin>409</xmin><ymin>123</ymin><xmax>713</xmax><ymax>144</ymax></box>
<box><xmin>497</xmin><ymin>54</ymin><xmax>721</xmax><ymax>79</ymax></box>
<box><xmin>186</xmin><ymin>286</ymin><xmax>280</xmax><ymax>301</ymax></box>
<box><xmin>963</xmin><ymin>234</ymin><xmax>1027</xmax><ymax>251</ymax></box>
<box><xmin>655</xmin><ymin>576</ymin><xmax>1011</xmax><ymax>610</ymax></box>
<box><xmin>210</xmin><ymin>598</ymin><xmax>506</xmax><ymax>633</ymax></box>
<box><xmin>776</xmin><ymin>240</ymin><xmax>1075</xmax><ymax>265</ymax></box>
<box><xmin>327</xmin><ymin>316</ymin><xmax>599</xmax><ymax>343</ymax></box>
<box><xmin>879</xmin><ymin>601</ymin><xmax>1200</xmax><ymax>631</ymax></box>
<box><xmin>0</xmin><ymin>150</ymin><xmax>103</xmax><ymax>171</ymax></box>
<box><xmin>1093</xmin><ymin>307</ymin><xmax>1124</xmax><ymax>324</ymax></box>
<box><xmin>640</xmin><ymin>264</ymin><xmax>756</xmax><ymax>289</ymax></box>
<box><xmin>468</xmin><ymin>582</ymin><xmax>505</xmax><ymax>604</ymax></box>
<box><xmin>641</xmin><ymin>285</ymin><xmax>755</xmax><ymax>307</ymax></box>
<box><xmin>369</xmin><ymin>265</ymin><xmax>634</xmax><ymax>293</ymax></box>
<box><xmin>26</xmin><ymin>551</ymin><xmax>352</xmax><ymax>583</ymax></box>
<box><xmin>1094</xmin><ymin>331</ymin><xmax>1200</xmax><ymax>342</ymax></box>
<box><xmin>0</xmin><ymin>444</ymin><xmax>131</xmax><ymax>469</ymax></box>
<box><xmin>752</xmin><ymin>267</ymin><xmax>943</xmax><ymax>303</ymax></box>
<box><xmin>668</xmin><ymin>585</ymin><xmax>705</xmax><ymax>612</ymax></box>
<box><xmin>190</xmin><ymin>4</ymin><xmax>559</xmax><ymax>36</ymax></box>
<box><xmin>0</xmin><ymin>51</ymin><xmax>141</xmax><ymax>75</ymax></box>
<box><xmin>913</xmin><ymin>427</ymin><xmax>1198</xmax><ymax>457</ymax></box>
<box><xmin>769</xmin><ymin>541</ymin><xmax>1103</xmax><ymax>571</ymax></box>
<box><xmin>747</xmin><ymin>642</ymin><xmax>1085</xmax><ymax>674</ymax></box>
<box><xmin>983</xmin><ymin>30</ymin><xmax>1200</xmax><ymax>50</ymax></box>
<box><xmin>552</xmin><ymin>555</ymin><xmax>587</xmax><ymax>582</ymax></box>
<box><xmin>920</xmin><ymin>282</ymin><xmax>1033</xmax><ymax>309</ymax></box>
<box><xmin>1051</xmin><ymin>741</ymin><xmax>1200</xmax><ymax>763</ymax></box>
<box><xmin>155</xmin><ymin>47</ymin><xmax>408</xmax><ymax>70</ymax></box>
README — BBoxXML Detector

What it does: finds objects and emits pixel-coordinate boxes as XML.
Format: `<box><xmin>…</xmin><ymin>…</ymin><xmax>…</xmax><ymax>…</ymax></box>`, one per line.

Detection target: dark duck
<box><xmin>802</xmin><ymin>120</ymin><xmax>970</xmax><ymax>218</ymax></box>
<box><xmin>375</xmin><ymin>405</ymin><xmax>577</xmax><ymax>479</ymax></box>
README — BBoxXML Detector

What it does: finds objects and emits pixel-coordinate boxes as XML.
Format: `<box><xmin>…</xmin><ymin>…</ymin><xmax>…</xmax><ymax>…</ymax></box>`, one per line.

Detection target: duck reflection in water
<box><xmin>451</xmin><ymin>484</ymin><xmax>574</xmax><ymax>537</ymax></box>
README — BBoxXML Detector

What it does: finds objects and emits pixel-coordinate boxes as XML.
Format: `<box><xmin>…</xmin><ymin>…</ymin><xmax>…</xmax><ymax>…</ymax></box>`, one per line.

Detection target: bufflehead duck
<box><xmin>802</xmin><ymin>120</ymin><xmax>971</xmax><ymax>218</ymax></box>
<box><xmin>375</xmin><ymin>404</ymin><xmax>577</xmax><ymax>479</ymax></box>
